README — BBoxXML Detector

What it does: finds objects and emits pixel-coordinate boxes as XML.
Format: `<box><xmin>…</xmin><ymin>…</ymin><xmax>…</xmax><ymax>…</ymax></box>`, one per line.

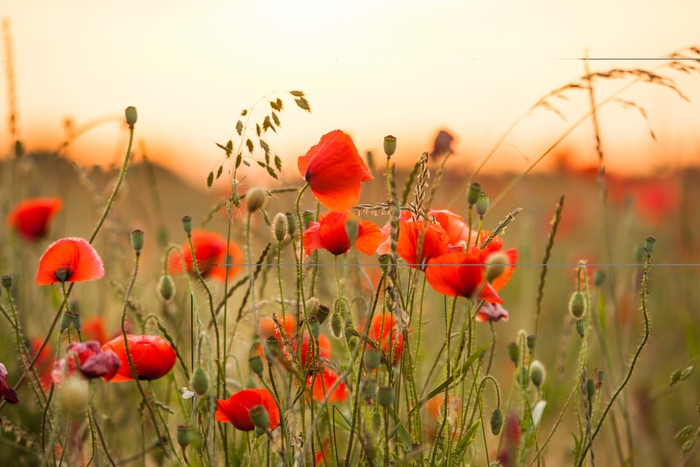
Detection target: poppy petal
<box><xmin>354</xmin><ymin>220</ymin><xmax>382</xmax><ymax>255</ymax></box>
<box><xmin>35</xmin><ymin>237</ymin><xmax>104</xmax><ymax>285</ymax></box>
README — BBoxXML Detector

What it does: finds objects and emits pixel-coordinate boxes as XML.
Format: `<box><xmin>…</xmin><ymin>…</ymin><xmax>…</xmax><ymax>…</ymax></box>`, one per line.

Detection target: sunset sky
<box><xmin>2</xmin><ymin>0</ymin><xmax>700</xmax><ymax>185</ymax></box>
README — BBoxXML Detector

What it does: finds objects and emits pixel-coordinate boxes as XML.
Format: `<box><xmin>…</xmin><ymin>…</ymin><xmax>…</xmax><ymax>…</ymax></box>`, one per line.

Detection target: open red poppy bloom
<box><xmin>396</xmin><ymin>217</ymin><xmax>449</xmax><ymax>270</ymax></box>
<box><xmin>259</xmin><ymin>315</ymin><xmax>296</xmax><ymax>341</ymax></box>
<box><xmin>81</xmin><ymin>317</ymin><xmax>109</xmax><ymax>344</ymax></box>
<box><xmin>101</xmin><ymin>334</ymin><xmax>176</xmax><ymax>382</ymax></box>
<box><xmin>298</xmin><ymin>130</ymin><xmax>373</xmax><ymax>212</ymax></box>
<box><xmin>35</xmin><ymin>237</ymin><xmax>105</xmax><ymax>285</ymax></box>
<box><xmin>52</xmin><ymin>341</ymin><xmax>121</xmax><ymax>383</ymax></box>
<box><xmin>169</xmin><ymin>230</ymin><xmax>243</xmax><ymax>281</ymax></box>
<box><xmin>307</xmin><ymin>368</ymin><xmax>348</xmax><ymax>403</ymax></box>
<box><xmin>303</xmin><ymin>211</ymin><xmax>381</xmax><ymax>256</ymax></box>
<box><xmin>7</xmin><ymin>197</ymin><xmax>63</xmax><ymax>241</ymax></box>
<box><xmin>367</xmin><ymin>312</ymin><xmax>404</xmax><ymax>365</ymax></box>
<box><xmin>290</xmin><ymin>333</ymin><xmax>332</xmax><ymax>369</ymax></box>
<box><xmin>215</xmin><ymin>388</ymin><xmax>280</xmax><ymax>431</ymax></box>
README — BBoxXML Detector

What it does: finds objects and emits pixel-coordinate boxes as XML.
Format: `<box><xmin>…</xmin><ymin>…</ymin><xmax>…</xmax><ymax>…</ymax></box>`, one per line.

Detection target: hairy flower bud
<box><xmin>125</xmin><ymin>106</ymin><xmax>138</xmax><ymax>128</ymax></box>
<box><xmin>530</xmin><ymin>360</ymin><xmax>546</xmax><ymax>387</ymax></box>
<box><xmin>61</xmin><ymin>376</ymin><xmax>90</xmax><ymax>414</ymax></box>
<box><xmin>507</xmin><ymin>342</ymin><xmax>519</xmax><ymax>366</ymax></box>
<box><xmin>485</xmin><ymin>252</ymin><xmax>509</xmax><ymax>283</ymax></box>
<box><xmin>285</xmin><ymin>212</ymin><xmax>296</xmax><ymax>236</ymax></box>
<box><xmin>569</xmin><ymin>291</ymin><xmax>585</xmax><ymax>319</ymax></box>
<box><xmin>377</xmin><ymin>386</ymin><xmax>394</xmax><ymax>408</ymax></box>
<box><xmin>273</xmin><ymin>213</ymin><xmax>288</xmax><ymax>241</ymax></box>
<box><xmin>363</xmin><ymin>347</ymin><xmax>381</xmax><ymax>371</ymax></box>
<box><xmin>130</xmin><ymin>229</ymin><xmax>145</xmax><ymax>253</ymax></box>
<box><xmin>246</xmin><ymin>188</ymin><xmax>268</xmax><ymax>213</ymax></box>
<box><xmin>476</xmin><ymin>192</ymin><xmax>489</xmax><ymax>217</ymax></box>
<box><xmin>158</xmin><ymin>275</ymin><xmax>176</xmax><ymax>303</ymax></box>
<box><xmin>191</xmin><ymin>367</ymin><xmax>210</xmax><ymax>396</ymax></box>
<box><xmin>490</xmin><ymin>408</ymin><xmax>503</xmax><ymax>435</ymax></box>
<box><xmin>575</xmin><ymin>320</ymin><xmax>585</xmax><ymax>338</ymax></box>
<box><xmin>362</xmin><ymin>379</ymin><xmax>377</xmax><ymax>403</ymax></box>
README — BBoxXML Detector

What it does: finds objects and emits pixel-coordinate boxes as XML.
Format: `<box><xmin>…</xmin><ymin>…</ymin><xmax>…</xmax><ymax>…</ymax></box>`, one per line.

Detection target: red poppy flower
<box><xmin>35</xmin><ymin>237</ymin><xmax>105</xmax><ymax>285</ymax></box>
<box><xmin>52</xmin><ymin>341</ymin><xmax>121</xmax><ymax>383</ymax></box>
<box><xmin>396</xmin><ymin>218</ymin><xmax>449</xmax><ymax>270</ymax></box>
<box><xmin>101</xmin><ymin>334</ymin><xmax>176</xmax><ymax>382</ymax></box>
<box><xmin>169</xmin><ymin>230</ymin><xmax>242</xmax><ymax>281</ymax></box>
<box><xmin>0</xmin><ymin>363</ymin><xmax>18</xmax><ymax>406</ymax></box>
<box><xmin>81</xmin><ymin>317</ymin><xmax>109</xmax><ymax>344</ymax></box>
<box><xmin>290</xmin><ymin>334</ymin><xmax>332</xmax><ymax>369</ymax></box>
<box><xmin>307</xmin><ymin>368</ymin><xmax>348</xmax><ymax>403</ymax></box>
<box><xmin>367</xmin><ymin>312</ymin><xmax>403</xmax><ymax>365</ymax></box>
<box><xmin>424</xmin><ymin>393</ymin><xmax>461</xmax><ymax>439</ymax></box>
<box><xmin>215</xmin><ymin>388</ymin><xmax>280</xmax><ymax>431</ymax></box>
<box><xmin>298</xmin><ymin>130</ymin><xmax>373</xmax><ymax>212</ymax></box>
<box><xmin>303</xmin><ymin>211</ymin><xmax>381</xmax><ymax>256</ymax></box>
<box><xmin>7</xmin><ymin>197</ymin><xmax>63</xmax><ymax>241</ymax></box>
<box><xmin>259</xmin><ymin>315</ymin><xmax>296</xmax><ymax>341</ymax></box>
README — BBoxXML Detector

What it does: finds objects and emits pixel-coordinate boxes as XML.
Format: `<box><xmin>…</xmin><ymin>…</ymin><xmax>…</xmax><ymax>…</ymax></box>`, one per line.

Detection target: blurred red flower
<box><xmin>81</xmin><ymin>317</ymin><xmax>109</xmax><ymax>345</ymax></box>
<box><xmin>52</xmin><ymin>341</ymin><xmax>121</xmax><ymax>383</ymax></box>
<box><xmin>101</xmin><ymin>334</ymin><xmax>176</xmax><ymax>382</ymax></box>
<box><xmin>6</xmin><ymin>197</ymin><xmax>63</xmax><ymax>241</ymax></box>
<box><xmin>259</xmin><ymin>315</ymin><xmax>296</xmax><ymax>341</ymax></box>
<box><xmin>298</xmin><ymin>130</ymin><xmax>373</xmax><ymax>212</ymax></box>
<box><xmin>169</xmin><ymin>230</ymin><xmax>242</xmax><ymax>281</ymax></box>
<box><xmin>35</xmin><ymin>237</ymin><xmax>105</xmax><ymax>285</ymax></box>
<box><xmin>290</xmin><ymin>333</ymin><xmax>332</xmax><ymax>369</ymax></box>
<box><xmin>303</xmin><ymin>211</ymin><xmax>381</xmax><ymax>256</ymax></box>
<box><xmin>215</xmin><ymin>388</ymin><xmax>280</xmax><ymax>431</ymax></box>
<box><xmin>367</xmin><ymin>312</ymin><xmax>403</xmax><ymax>365</ymax></box>
<box><xmin>307</xmin><ymin>368</ymin><xmax>348</xmax><ymax>403</ymax></box>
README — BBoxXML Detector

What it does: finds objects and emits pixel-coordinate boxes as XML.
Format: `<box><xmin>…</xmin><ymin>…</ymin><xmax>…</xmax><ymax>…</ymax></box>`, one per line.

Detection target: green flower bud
<box><xmin>125</xmin><ymin>106</ymin><xmax>137</xmax><ymax>128</ymax></box>
<box><xmin>345</xmin><ymin>218</ymin><xmax>359</xmax><ymax>245</ymax></box>
<box><xmin>485</xmin><ymin>252</ymin><xmax>509</xmax><ymax>283</ymax></box>
<box><xmin>363</xmin><ymin>347</ymin><xmax>381</xmax><ymax>371</ymax></box>
<box><xmin>273</xmin><ymin>213</ymin><xmax>288</xmax><ymax>241</ymax></box>
<box><xmin>644</xmin><ymin>235</ymin><xmax>656</xmax><ymax>255</ymax></box>
<box><xmin>249</xmin><ymin>404</ymin><xmax>270</xmax><ymax>429</ymax></box>
<box><xmin>1</xmin><ymin>274</ymin><xmax>12</xmax><ymax>290</ymax></box>
<box><xmin>379</xmin><ymin>254</ymin><xmax>392</xmax><ymax>274</ymax></box>
<box><xmin>308</xmin><ymin>317</ymin><xmax>320</xmax><ymax>339</ymax></box>
<box><xmin>312</xmin><ymin>304</ymin><xmax>330</xmax><ymax>325</ymax></box>
<box><xmin>476</xmin><ymin>192</ymin><xmax>489</xmax><ymax>217</ymax></box>
<box><xmin>130</xmin><ymin>229</ymin><xmax>145</xmax><ymax>253</ymax></box>
<box><xmin>466</xmin><ymin>182</ymin><xmax>482</xmax><ymax>206</ymax></box>
<box><xmin>331</xmin><ymin>312</ymin><xmax>342</xmax><ymax>339</ymax></box>
<box><xmin>569</xmin><ymin>291</ymin><xmax>585</xmax><ymax>319</ymax></box>
<box><xmin>383</xmin><ymin>135</ymin><xmax>397</xmax><ymax>158</ymax></box>
<box><xmin>371</xmin><ymin>410</ymin><xmax>382</xmax><ymax>432</ymax></box>
<box><xmin>530</xmin><ymin>360</ymin><xmax>546</xmax><ymax>387</ymax></box>
<box><xmin>377</xmin><ymin>386</ymin><xmax>394</xmax><ymax>408</ymax></box>
<box><xmin>177</xmin><ymin>425</ymin><xmax>193</xmax><ymax>448</ymax></box>
<box><xmin>191</xmin><ymin>367</ymin><xmax>210</xmax><ymax>396</ymax></box>
<box><xmin>593</xmin><ymin>270</ymin><xmax>606</xmax><ymax>287</ymax></box>
<box><xmin>246</xmin><ymin>187</ymin><xmax>268</xmax><ymax>213</ymax></box>
<box><xmin>182</xmin><ymin>216</ymin><xmax>193</xmax><ymax>235</ymax></box>
<box><xmin>585</xmin><ymin>379</ymin><xmax>596</xmax><ymax>399</ymax></box>
<box><xmin>306</xmin><ymin>297</ymin><xmax>320</xmax><ymax>317</ymax></box>
<box><xmin>158</xmin><ymin>275</ymin><xmax>176</xmax><ymax>303</ymax></box>
<box><xmin>249</xmin><ymin>355</ymin><xmax>264</xmax><ymax>376</ymax></box>
<box><xmin>575</xmin><ymin>320</ymin><xmax>585</xmax><ymax>338</ymax></box>
<box><xmin>285</xmin><ymin>212</ymin><xmax>296</xmax><ymax>237</ymax></box>
<box><xmin>362</xmin><ymin>379</ymin><xmax>377</xmax><ymax>403</ymax></box>
<box><xmin>526</xmin><ymin>334</ymin><xmax>536</xmax><ymax>353</ymax></box>
<box><xmin>490</xmin><ymin>408</ymin><xmax>503</xmax><ymax>435</ymax></box>
<box><xmin>302</xmin><ymin>210</ymin><xmax>315</xmax><ymax>229</ymax></box>
<box><xmin>507</xmin><ymin>342</ymin><xmax>519</xmax><ymax>366</ymax></box>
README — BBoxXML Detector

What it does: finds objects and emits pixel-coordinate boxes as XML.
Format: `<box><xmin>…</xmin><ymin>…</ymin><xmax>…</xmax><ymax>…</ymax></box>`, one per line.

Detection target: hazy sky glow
<box><xmin>3</xmin><ymin>0</ymin><xmax>700</xmax><ymax>185</ymax></box>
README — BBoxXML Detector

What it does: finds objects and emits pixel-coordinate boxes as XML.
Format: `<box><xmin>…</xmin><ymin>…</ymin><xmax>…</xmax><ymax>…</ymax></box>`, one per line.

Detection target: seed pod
<box><xmin>285</xmin><ymin>212</ymin><xmax>296</xmax><ymax>236</ymax></box>
<box><xmin>569</xmin><ymin>291</ymin><xmax>585</xmax><ymax>319</ymax></box>
<box><xmin>249</xmin><ymin>355</ymin><xmax>264</xmax><ymax>376</ymax></box>
<box><xmin>526</xmin><ymin>334</ymin><xmax>536</xmax><ymax>353</ymax></box>
<box><xmin>476</xmin><ymin>192</ymin><xmax>489</xmax><ymax>217</ymax></box>
<box><xmin>125</xmin><ymin>106</ymin><xmax>138</xmax><ymax>128</ymax></box>
<box><xmin>177</xmin><ymin>425</ymin><xmax>192</xmax><ymax>448</ymax></box>
<box><xmin>644</xmin><ymin>235</ymin><xmax>656</xmax><ymax>255</ymax></box>
<box><xmin>362</xmin><ymin>379</ymin><xmax>377</xmax><ymax>403</ymax></box>
<box><xmin>1</xmin><ymin>274</ymin><xmax>12</xmax><ymax>290</ymax></box>
<box><xmin>377</xmin><ymin>386</ymin><xmax>394</xmax><ymax>408</ymax></box>
<box><xmin>383</xmin><ymin>135</ymin><xmax>397</xmax><ymax>157</ymax></box>
<box><xmin>182</xmin><ymin>216</ymin><xmax>193</xmax><ymax>235</ymax></box>
<box><xmin>130</xmin><ymin>229</ymin><xmax>145</xmax><ymax>253</ymax></box>
<box><xmin>466</xmin><ymin>182</ymin><xmax>482</xmax><ymax>206</ymax></box>
<box><xmin>191</xmin><ymin>367</ymin><xmax>210</xmax><ymax>396</ymax></box>
<box><xmin>249</xmin><ymin>405</ymin><xmax>270</xmax><ymax>429</ymax></box>
<box><xmin>302</xmin><ymin>210</ymin><xmax>315</xmax><ymax>229</ymax></box>
<box><xmin>363</xmin><ymin>347</ymin><xmax>381</xmax><ymax>371</ymax></box>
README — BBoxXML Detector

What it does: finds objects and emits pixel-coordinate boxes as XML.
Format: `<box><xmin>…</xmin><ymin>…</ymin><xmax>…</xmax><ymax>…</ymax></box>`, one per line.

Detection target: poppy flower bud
<box><xmin>377</xmin><ymin>386</ymin><xmax>394</xmax><ymax>408</ymax></box>
<box><xmin>379</xmin><ymin>254</ymin><xmax>392</xmax><ymax>274</ymax></box>
<box><xmin>526</xmin><ymin>334</ymin><xmax>536</xmax><ymax>353</ymax></box>
<box><xmin>306</xmin><ymin>297</ymin><xmax>320</xmax><ymax>316</ymax></box>
<box><xmin>246</xmin><ymin>188</ymin><xmax>268</xmax><ymax>213</ymax></box>
<box><xmin>130</xmin><ymin>229</ymin><xmax>145</xmax><ymax>253</ymax></box>
<box><xmin>575</xmin><ymin>320</ymin><xmax>585</xmax><ymax>338</ymax></box>
<box><xmin>191</xmin><ymin>367</ymin><xmax>210</xmax><ymax>396</ymax></box>
<box><xmin>363</xmin><ymin>347</ymin><xmax>381</xmax><ymax>371</ymax></box>
<box><xmin>60</xmin><ymin>312</ymin><xmax>72</xmax><ymax>333</ymax></box>
<box><xmin>61</xmin><ymin>376</ymin><xmax>90</xmax><ymax>414</ymax></box>
<box><xmin>345</xmin><ymin>218</ymin><xmax>359</xmax><ymax>245</ymax></box>
<box><xmin>125</xmin><ymin>106</ymin><xmax>137</xmax><ymax>128</ymax></box>
<box><xmin>530</xmin><ymin>360</ymin><xmax>546</xmax><ymax>387</ymax></box>
<box><xmin>485</xmin><ymin>252</ymin><xmax>509</xmax><ymax>283</ymax></box>
<box><xmin>507</xmin><ymin>342</ymin><xmax>519</xmax><ymax>365</ymax></box>
<box><xmin>308</xmin><ymin>317</ymin><xmax>320</xmax><ymax>339</ymax></box>
<box><xmin>1</xmin><ymin>274</ymin><xmax>12</xmax><ymax>290</ymax></box>
<box><xmin>249</xmin><ymin>355</ymin><xmax>264</xmax><ymax>376</ymax></box>
<box><xmin>476</xmin><ymin>192</ymin><xmax>489</xmax><ymax>217</ymax></box>
<box><xmin>312</xmin><ymin>304</ymin><xmax>330</xmax><ymax>325</ymax></box>
<box><xmin>371</xmin><ymin>410</ymin><xmax>382</xmax><ymax>432</ymax></box>
<box><xmin>158</xmin><ymin>275</ymin><xmax>176</xmax><ymax>303</ymax></box>
<box><xmin>593</xmin><ymin>270</ymin><xmax>606</xmax><ymax>287</ymax></box>
<box><xmin>467</xmin><ymin>182</ymin><xmax>482</xmax><ymax>206</ymax></box>
<box><xmin>516</xmin><ymin>366</ymin><xmax>529</xmax><ymax>387</ymax></box>
<box><xmin>362</xmin><ymin>379</ymin><xmax>377</xmax><ymax>403</ymax></box>
<box><xmin>302</xmin><ymin>210</ymin><xmax>315</xmax><ymax>229</ymax></box>
<box><xmin>273</xmin><ymin>213</ymin><xmax>288</xmax><ymax>241</ymax></box>
<box><xmin>249</xmin><ymin>404</ymin><xmax>270</xmax><ymax>430</ymax></box>
<box><xmin>644</xmin><ymin>235</ymin><xmax>656</xmax><ymax>255</ymax></box>
<box><xmin>490</xmin><ymin>407</ymin><xmax>503</xmax><ymax>435</ymax></box>
<box><xmin>285</xmin><ymin>212</ymin><xmax>296</xmax><ymax>236</ymax></box>
<box><xmin>383</xmin><ymin>135</ymin><xmax>397</xmax><ymax>158</ymax></box>
<box><xmin>569</xmin><ymin>291</ymin><xmax>585</xmax><ymax>319</ymax></box>
<box><xmin>331</xmin><ymin>312</ymin><xmax>342</xmax><ymax>338</ymax></box>
<box><xmin>182</xmin><ymin>216</ymin><xmax>193</xmax><ymax>235</ymax></box>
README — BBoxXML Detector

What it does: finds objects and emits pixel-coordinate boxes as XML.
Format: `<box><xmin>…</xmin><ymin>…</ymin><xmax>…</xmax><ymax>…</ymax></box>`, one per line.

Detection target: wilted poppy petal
<box><xmin>7</xmin><ymin>197</ymin><xmax>63</xmax><ymax>241</ymax></box>
<box><xmin>476</xmin><ymin>302</ymin><xmax>509</xmax><ymax>322</ymax></box>
<box><xmin>35</xmin><ymin>237</ymin><xmax>104</xmax><ymax>285</ymax></box>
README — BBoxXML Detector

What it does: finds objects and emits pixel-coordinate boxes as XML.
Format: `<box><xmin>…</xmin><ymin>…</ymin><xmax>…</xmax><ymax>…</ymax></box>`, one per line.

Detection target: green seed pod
<box><xmin>476</xmin><ymin>192</ymin><xmax>489</xmax><ymax>217</ymax></box>
<box><xmin>644</xmin><ymin>235</ymin><xmax>656</xmax><ymax>255</ymax></box>
<box><xmin>130</xmin><ymin>229</ymin><xmax>145</xmax><ymax>253</ymax></box>
<box><xmin>490</xmin><ymin>408</ymin><xmax>503</xmax><ymax>435</ymax></box>
<box><xmin>569</xmin><ymin>291</ymin><xmax>585</xmax><ymax>319</ymax></box>
<box><xmin>526</xmin><ymin>334</ymin><xmax>536</xmax><ymax>353</ymax></box>
<box><xmin>249</xmin><ymin>404</ymin><xmax>270</xmax><ymax>429</ymax></box>
<box><xmin>363</xmin><ymin>347</ymin><xmax>381</xmax><ymax>371</ymax></box>
<box><xmin>1</xmin><ymin>274</ymin><xmax>12</xmax><ymax>290</ymax></box>
<box><xmin>176</xmin><ymin>425</ymin><xmax>192</xmax><ymax>448</ymax></box>
<box><xmin>485</xmin><ymin>252</ymin><xmax>509</xmax><ymax>283</ymax></box>
<box><xmin>383</xmin><ymin>135</ymin><xmax>397</xmax><ymax>158</ymax></box>
<box><xmin>249</xmin><ymin>355</ymin><xmax>264</xmax><ymax>376</ymax></box>
<box><xmin>285</xmin><ymin>212</ymin><xmax>296</xmax><ymax>237</ymax></box>
<box><xmin>517</xmin><ymin>366</ymin><xmax>529</xmax><ymax>387</ymax></box>
<box><xmin>191</xmin><ymin>367</ymin><xmax>210</xmax><ymax>396</ymax></box>
<box><xmin>312</xmin><ymin>304</ymin><xmax>330</xmax><ymax>325</ymax></box>
<box><xmin>593</xmin><ymin>270</ymin><xmax>606</xmax><ymax>287</ymax></box>
<box><xmin>158</xmin><ymin>275</ymin><xmax>176</xmax><ymax>303</ymax></box>
<box><xmin>331</xmin><ymin>312</ymin><xmax>343</xmax><ymax>338</ymax></box>
<box><xmin>125</xmin><ymin>106</ymin><xmax>138</xmax><ymax>128</ymax></box>
<box><xmin>254</xmin><ymin>425</ymin><xmax>266</xmax><ymax>437</ymax></box>
<box><xmin>263</xmin><ymin>336</ymin><xmax>280</xmax><ymax>361</ymax></box>
<box><xmin>377</xmin><ymin>386</ymin><xmax>394</xmax><ymax>408</ymax></box>
<box><xmin>507</xmin><ymin>342</ymin><xmax>519</xmax><ymax>365</ymax></box>
<box><xmin>246</xmin><ymin>187</ymin><xmax>268</xmax><ymax>213</ymax></box>
<box><xmin>182</xmin><ymin>215</ymin><xmax>193</xmax><ymax>235</ymax></box>
<box><xmin>371</xmin><ymin>410</ymin><xmax>382</xmax><ymax>432</ymax></box>
<box><xmin>466</xmin><ymin>182</ymin><xmax>482</xmax><ymax>206</ymax></box>
<box><xmin>345</xmin><ymin>218</ymin><xmax>359</xmax><ymax>245</ymax></box>
<box><xmin>55</xmin><ymin>267</ymin><xmax>69</xmax><ymax>283</ymax></box>
<box><xmin>575</xmin><ymin>320</ymin><xmax>585</xmax><ymax>338</ymax></box>
<box><xmin>362</xmin><ymin>379</ymin><xmax>377</xmax><ymax>403</ymax></box>
<box><xmin>586</xmin><ymin>379</ymin><xmax>596</xmax><ymax>399</ymax></box>
<box><xmin>530</xmin><ymin>360</ymin><xmax>546</xmax><ymax>387</ymax></box>
<box><xmin>273</xmin><ymin>213</ymin><xmax>288</xmax><ymax>241</ymax></box>
<box><xmin>71</xmin><ymin>313</ymin><xmax>82</xmax><ymax>333</ymax></box>
<box><xmin>60</xmin><ymin>312</ymin><xmax>72</xmax><ymax>333</ymax></box>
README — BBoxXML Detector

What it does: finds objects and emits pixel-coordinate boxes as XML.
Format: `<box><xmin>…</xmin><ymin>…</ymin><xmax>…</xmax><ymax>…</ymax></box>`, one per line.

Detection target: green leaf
<box><xmin>215</xmin><ymin>142</ymin><xmax>227</xmax><ymax>151</ymax></box>
<box><xmin>256</xmin><ymin>123</ymin><xmax>261</xmax><ymax>137</ymax></box>
<box><xmin>246</xmin><ymin>139</ymin><xmax>254</xmax><ymax>154</ymax></box>
<box><xmin>295</xmin><ymin>97</ymin><xmax>311</xmax><ymax>112</ymax></box>
<box><xmin>263</xmin><ymin>116</ymin><xmax>277</xmax><ymax>133</ymax></box>
<box><xmin>207</xmin><ymin>171</ymin><xmax>214</xmax><ymax>187</ymax></box>
<box><xmin>266</xmin><ymin>165</ymin><xmax>278</xmax><ymax>180</ymax></box>
<box><xmin>241</xmin><ymin>109</ymin><xmax>248</xmax><ymax>116</ymax></box>
<box><xmin>272</xmin><ymin>111</ymin><xmax>280</xmax><ymax>126</ymax></box>
<box><xmin>454</xmin><ymin>420</ymin><xmax>481</xmax><ymax>457</ymax></box>
<box><xmin>276</xmin><ymin>97</ymin><xmax>283</xmax><ymax>110</ymax></box>
<box><xmin>274</xmin><ymin>155</ymin><xmax>282</xmax><ymax>172</ymax></box>
<box><xmin>216</xmin><ymin>165</ymin><xmax>223</xmax><ymax>179</ymax></box>
<box><xmin>235</xmin><ymin>152</ymin><xmax>242</xmax><ymax>169</ymax></box>
<box><xmin>259</xmin><ymin>139</ymin><xmax>270</xmax><ymax>156</ymax></box>
<box><xmin>290</xmin><ymin>90</ymin><xmax>304</xmax><ymax>97</ymax></box>
<box><xmin>388</xmin><ymin>406</ymin><xmax>414</xmax><ymax>448</ymax></box>
<box><xmin>235</xmin><ymin>120</ymin><xmax>243</xmax><ymax>136</ymax></box>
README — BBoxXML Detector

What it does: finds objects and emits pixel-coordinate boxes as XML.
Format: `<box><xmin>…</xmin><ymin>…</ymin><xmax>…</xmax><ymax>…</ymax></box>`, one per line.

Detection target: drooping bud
<box><xmin>182</xmin><ymin>216</ymin><xmax>193</xmax><ymax>235</ymax></box>
<box><xmin>249</xmin><ymin>355</ymin><xmax>264</xmax><ymax>376</ymax></box>
<box><xmin>377</xmin><ymin>386</ymin><xmax>394</xmax><ymax>408</ymax></box>
<box><xmin>302</xmin><ymin>210</ymin><xmax>315</xmax><ymax>229</ymax></box>
<box><xmin>362</xmin><ymin>379</ymin><xmax>377</xmax><ymax>403</ymax></box>
<box><xmin>383</xmin><ymin>135</ymin><xmax>397</xmax><ymax>158</ymax></box>
<box><xmin>125</xmin><ymin>106</ymin><xmax>138</xmax><ymax>128</ymax></box>
<box><xmin>61</xmin><ymin>376</ymin><xmax>90</xmax><ymax>414</ymax></box>
<box><xmin>285</xmin><ymin>212</ymin><xmax>296</xmax><ymax>237</ymax></box>
<box><xmin>530</xmin><ymin>360</ymin><xmax>546</xmax><ymax>387</ymax></box>
<box><xmin>191</xmin><ymin>367</ymin><xmax>210</xmax><ymax>396</ymax></box>
<box><xmin>1</xmin><ymin>274</ymin><xmax>12</xmax><ymax>290</ymax></box>
<box><xmin>312</xmin><ymin>304</ymin><xmax>330</xmax><ymax>325</ymax></box>
<box><xmin>593</xmin><ymin>270</ymin><xmax>606</xmax><ymax>287</ymax></box>
<box><xmin>467</xmin><ymin>182</ymin><xmax>482</xmax><ymax>206</ymax></box>
<box><xmin>644</xmin><ymin>235</ymin><xmax>656</xmax><ymax>255</ymax></box>
<box><xmin>130</xmin><ymin>229</ymin><xmax>145</xmax><ymax>253</ymax></box>
<box><xmin>246</xmin><ymin>188</ymin><xmax>268</xmax><ymax>213</ymax></box>
<box><xmin>485</xmin><ymin>252</ymin><xmax>509</xmax><ymax>283</ymax></box>
<box><xmin>345</xmin><ymin>218</ymin><xmax>359</xmax><ymax>245</ymax></box>
<box><xmin>331</xmin><ymin>312</ymin><xmax>342</xmax><ymax>338</ymax></box>
<box><xmin>249</xmin><ymin>405</ymin><xmax>270</xmax><ymax>430</ymax></box>
<box><xmin>585</xmin><ymin>379</ymin><xmax>596</xmax><ymax>400</ymax></box>
<box><xmin>363</xmin><ymin>347</ymin><xmax>381</xmax><ymax>371</ymax></box>
<box><xmin>569</xmin><ymin>291</ymin><xmax>585</xmax><ymax>319</ymax></box>
<box><xmin>273</xmin><ymin>213</ymin><xmax>288</xmax><ymax>241</ymax></box>
<box><xmin>158</xmin><ymin>275</ymin><xmax>176</xmax><ymax>303</ymax></box>
<box><xmin>490</xmin><ymin>408</ymin><xmax>503</xmax><ymax>435</ymax></box>
<box><xmin>575</xmin><ymin>320</ymin><xmax>585</xmax><ymax>338</ymax></box>
<box><xmin>476</xmin><ymin>192</ymin><xmax>489</xmax><ymax>217</ymax></box>
<box><xmin>526</xmin><ymin>334</ymin><xmax>536</xmax><ymax>353</ymax></box>
<box><xmin>507</xmin><ymin>342</ymin><xmax>519</xmax><ymax>365</ymax></box>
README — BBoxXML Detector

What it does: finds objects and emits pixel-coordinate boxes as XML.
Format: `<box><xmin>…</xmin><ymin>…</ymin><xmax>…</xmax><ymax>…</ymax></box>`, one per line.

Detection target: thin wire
<box><xmin>216</xmin><ymin>262</ymin><xmax>696</xmax><ymax>267</ymax></box>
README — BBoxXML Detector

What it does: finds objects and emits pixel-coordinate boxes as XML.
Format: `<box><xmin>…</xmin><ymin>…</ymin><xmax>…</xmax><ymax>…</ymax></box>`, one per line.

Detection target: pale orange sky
<box><xmin>3</xmin><ymin>0</ymin><xmax>700</xmax><ymax>186</ymax></box>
